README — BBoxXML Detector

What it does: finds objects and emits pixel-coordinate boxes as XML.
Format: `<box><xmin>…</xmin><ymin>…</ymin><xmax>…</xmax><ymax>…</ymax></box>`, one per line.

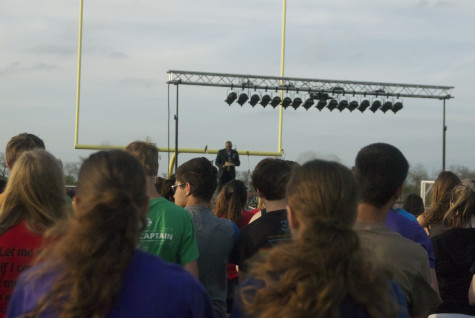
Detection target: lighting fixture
<box><xmin>337</xmin><ymin>100</ymin><xmax>348</xmax><ymax>112</ymax></box>
<box><xmin>249</xmin><ymin>94</ymin><xmax>260</xmax><ymax>107</ymax></box>
<box><xmin>370</xmin><ymin>100</ymin><xmax>381</xmax><ymax>112</ymax></box>
<box><xmin>291</xmin><ymin>97</ymin><xmax>302</xmax><ymax>110</ymax></box>
<box><xmin>392</xmin><ymin>102</ymin><xmax>403</xmax><ymax>113</ymax></box>
<box><xmin>270</xmin><ymin>96</ymin><xmax>282</xmax><ymax>108</ymax></box>
<box><xmin>237</xmin><ymin>93</ymin><xmax>249</xmax><ymax>106</ymax></box>
<box><xmin>281</xmin><ymin>97</ymin><xmax>292</xmax><ymax>109</ymax></box>
<box><xmin>225</xmin><ymin>92</ymin><xmax>237</xmax><ymax>105</ymax></box>
<box><xmin>348</xmin><ymin>101</ymin><xmax>358</xmax><ymax>112</ymax></box>
<box><xmin>316</xmin><ymin>100</ymin><xmax>327</xmax><ymax>111</ymax></box>
<box><xmin>302</xmin><ymin>98</ymin><xmax>314</xmax><ymax>110</ymax></box>
<box><xmin>327</xmin><ymin>99</ymin><xmax>338</xmax><ymax>111</ymax></box>
<box><xmin>260</xmin><ymin>95</ymin><xmax>271</xmax><ymax>107</ymax></box>
<box><xmin>380</xmin><ymin>101</ymin><xmax>392</xmax><ymax>113</ymax></box>
<box><xmin>358</xmin><ymin>100</ymin><xmax>370</xmax><ymax>112</ymax></box>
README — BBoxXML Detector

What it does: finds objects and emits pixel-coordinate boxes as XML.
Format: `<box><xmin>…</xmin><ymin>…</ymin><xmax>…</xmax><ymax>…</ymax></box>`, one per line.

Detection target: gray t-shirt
<box><xmin>354</xmin><ymin>222</ymin><xmax>441</xmax><ymax>316</ymax></box>
<box><xmin>185</xmin><ymin>206</ymin><xmax>238</xmax><ymax>318</ymax></box>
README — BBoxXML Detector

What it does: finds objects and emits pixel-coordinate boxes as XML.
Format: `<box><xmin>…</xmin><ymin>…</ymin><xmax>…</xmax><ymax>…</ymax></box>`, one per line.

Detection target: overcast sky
<box><xmin>1</xmin><ymin>0</ymin><xmax>474</xmax><ymax>176</ymax></box>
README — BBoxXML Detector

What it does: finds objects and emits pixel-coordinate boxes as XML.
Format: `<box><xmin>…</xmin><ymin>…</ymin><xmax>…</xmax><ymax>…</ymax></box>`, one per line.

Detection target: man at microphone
<box><xmin>215</xmin><ymin>141</ymin><xmax>240</xmax><ymax>192</ymax></box>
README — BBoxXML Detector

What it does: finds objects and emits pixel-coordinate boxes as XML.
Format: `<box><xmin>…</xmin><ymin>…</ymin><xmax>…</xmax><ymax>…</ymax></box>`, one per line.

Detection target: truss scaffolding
<box><xmin>167</xmin><ymin>70</ymin><xmax>454</xmax><ymax>100</ymax></box>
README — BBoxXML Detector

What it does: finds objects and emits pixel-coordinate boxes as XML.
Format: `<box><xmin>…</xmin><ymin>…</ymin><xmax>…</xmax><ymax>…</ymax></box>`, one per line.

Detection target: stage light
<box><xmin>291</xmin><ymin>97</ymin><xmax>302</xmax><ymax>110</ymax></box>
<box><xmin>348</xmin><ymin>101</ymin><xmax>358</xmax><ymax>112</ymax></box>
<box><xmin>392</xmin><ymin>102</ymin><xmax>403</xmax><ymax>113</ymax></box>
<box><xmin>237</xmin><ymin>93</ymin><xmax>249</xmax><ymax>106</ymax></box>
<box><xmin>370</xmin><ymin>100</ymin><xmax>381</xmax><ymax>113</ymax></box>
<box><xmin>302</xmin><ymin>98</ymin><xmax>314</xmax><ymax>110</ymax></box>
<box><xmin>249</xmin><ymin>94</ymin><xmax>260</xmax><ymax>107</ymax></box>
<box><xmin>270</xmin><ymin>96</ymin><xmax>281</xmax><ymax>108</ymax></box>
<box><xmin>225</xmin><ymin>92</ymin><xmax>237</xmax><ymax>105</ymax></box>
<box><xmin>327</xmin><ymin>99</ymin><xmax>338</xmax><ymax>111</ymax></box>
<box><xmin>381</xmin><ymin>101</ymin><xmax>392</xmax><ymax>113</ymax></box>
<box><xmin>281</xmin><ymin>97</ymin><xmax>292</xmax><ymax>109</ymax></box>
<box><xmin>358</xmin><ymin>100</ymin><xmax>370</xmax><ymax>112</ymax></box>
<box><xmin>337</xmin><ymin>100</ymin><xmax>348</xmax><ymax>112</ymax></box>
<box><xmin>260</xmin><ymin>94</ymin><xmax>271</xmax><ymax>107</ymax></box>
<box><xmin>316</xmin><ymin>100</ymin><xmax>327</xmax><ymax>111</ymax></box>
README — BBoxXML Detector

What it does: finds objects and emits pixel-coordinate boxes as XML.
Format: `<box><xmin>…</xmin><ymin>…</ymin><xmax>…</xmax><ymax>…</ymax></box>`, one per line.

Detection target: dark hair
<box><xmin>27</xmin><ymin>150</ymin><xmax>148</xmax><ymax>317</ymax></box>
<box><xmin>354</xmin><ymin>143</ymin><xmax>409</xmax><ymax>208</ymax></box>
<box><xmin>214</xmin><ymin>180</ymin><xmax>247</xmax><ymax>228</ymax></box>
<box><xmin>157</xmin><ymin>175</ymin><xmax>176</xmax><ymax>202</ymax></box>
<box><xmin>251</xmin><ymin>158</ymin><xmax>294</xmax><ymax>201</ymax></box>
<box><xmin>125</xmin><ymin>141</ymin><xmax>159</xmax><ymax>176</ymax></box>
<box><xmin>175</xmin><ymin>157</ymin><xmax>217</xmax><ymax>202</ymax></box>
<box><xmin>241</xmin><ymin>160</ymin><xmax>399</xmax><ymax>318</ymax></box>
<box><xmin>0</xmin><ymin>178</ymin><xmax>7</xmax><ymax>194</ymax></box>
<box><xmin>420</xmin><ymin>171</ymin><xmax>461</xmax><ymax>228</ymax></box>
<box><xmin>403</xmin><ymin>194</ymin><xmax>425</xmax><ymax>216</ymax></box>
<box><xmin>6</xmin><ymin>133</ymin><xmax>45</xmax><ymax>168</ymax></box>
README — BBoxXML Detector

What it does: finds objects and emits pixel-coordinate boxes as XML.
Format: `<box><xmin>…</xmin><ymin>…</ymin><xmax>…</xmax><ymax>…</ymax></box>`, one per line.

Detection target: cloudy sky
<box><xmin>1</xmin><ymin>0</ymin><xmax>474</xmax><ymax>176</ymax></box>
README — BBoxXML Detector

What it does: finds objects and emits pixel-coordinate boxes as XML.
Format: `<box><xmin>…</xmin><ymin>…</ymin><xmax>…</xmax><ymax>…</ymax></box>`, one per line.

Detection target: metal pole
<box><xmin>442</xmin><ymin>99</ymin><xmax>446</xmax><ymax>171</ymax></box>
<box><xmin>175</xmin><ymin>85</ymin><xmax>179</xmax><ymax>171</ymax></box>
<box><xmin>74</xmin><ymin>0</ymin><xmax>84</xmax><ymax>146</ymax></box>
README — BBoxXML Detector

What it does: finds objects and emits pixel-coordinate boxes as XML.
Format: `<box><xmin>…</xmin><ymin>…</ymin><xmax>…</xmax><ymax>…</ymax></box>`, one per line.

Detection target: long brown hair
<box><xmin>27</xmin><ymin>150</ymin><xmax>148</xmax><ymax>318</ymax></box>
<box><xmin>214</xmin><ymin>180</ymin><xmax>247</xmax><ymax>228</ymax></box>
<box><xmin>240</xmin><ymin>160</ymin><xmax>399</xmax><ymax>318</ymax></box>
<box><xmin>0</xmin><ymin>149</ymin><xmax>66</xmax><ymax>235</ymax></box>
<box><xmin>420</xmin><ymin>171</ymin><xmax>460</xmax><ymax>228</ymax></box>
<box><xmin>442</xmin><ymin>179</ymin><xmax>475</xmax><ymax>228</ymax></box>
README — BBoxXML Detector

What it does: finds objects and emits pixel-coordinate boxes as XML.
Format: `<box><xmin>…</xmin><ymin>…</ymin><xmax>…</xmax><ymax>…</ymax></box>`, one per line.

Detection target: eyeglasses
<box><xmin>171</xmin><ymin>182</ymin><xmax>186</xmax><ymax>193</ymax></box>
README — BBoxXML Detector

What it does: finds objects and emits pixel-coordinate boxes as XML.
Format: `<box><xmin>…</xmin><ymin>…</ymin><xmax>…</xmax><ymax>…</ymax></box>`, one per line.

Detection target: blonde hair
<box><xmin>240</xmin><ymin>160</ymin><xmax>399</xmax><ymax>318</ymax></box>
<box><xmin>0</xmin><ymin>149</ymin><xmax>66</xmax><ymax>235</ymax></box>
<box><xmin>442</xmin><ymin>179</ymin><xmax>475</xmax><ymax>228</ymax></box>
<box><xmin>420</xmin><ymin>171</ymin><xmax>460</xmax><ymax>228</ymax></box>
<box><xmin>27</xmin><ymin>150</ymin><xmax>148</xmax><ymax>318</ymax></box>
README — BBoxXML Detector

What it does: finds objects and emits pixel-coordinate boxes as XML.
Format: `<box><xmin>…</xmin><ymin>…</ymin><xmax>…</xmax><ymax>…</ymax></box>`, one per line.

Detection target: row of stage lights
<box><xmin>224</xmin><ymin>91</ymin><xmax>403</xmax><ymax>113</ymax></box>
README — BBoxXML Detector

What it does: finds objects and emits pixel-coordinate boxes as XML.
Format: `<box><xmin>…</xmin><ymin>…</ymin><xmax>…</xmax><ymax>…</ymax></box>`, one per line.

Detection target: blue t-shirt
<box><xmin>7</xmin><ymin>249</ymin><xmax>214</xmax><ymax>318</ymax></box>
<box><xmin>385</xmin><ymin>209</ymin><xmax>435</xmax><ymax>268</ymax></box>
<box><xmin>231</xmin><ymin>277</ymin><xmax>408</xmax><ymax>318</ymax></box>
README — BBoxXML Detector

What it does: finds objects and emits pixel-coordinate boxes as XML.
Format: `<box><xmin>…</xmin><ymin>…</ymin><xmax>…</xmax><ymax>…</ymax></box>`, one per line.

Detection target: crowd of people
<box><xmin>0</xmin><ymin>133</ymin><xmax>474</xmax><ymax>318</ymax></box>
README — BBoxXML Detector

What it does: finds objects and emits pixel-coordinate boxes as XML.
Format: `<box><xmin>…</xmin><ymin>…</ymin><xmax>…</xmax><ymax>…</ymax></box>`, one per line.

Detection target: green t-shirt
<box><xmin>139</xmin><ymin>197</ymin><xmax>199</xmax><ymax>265</ymax></box>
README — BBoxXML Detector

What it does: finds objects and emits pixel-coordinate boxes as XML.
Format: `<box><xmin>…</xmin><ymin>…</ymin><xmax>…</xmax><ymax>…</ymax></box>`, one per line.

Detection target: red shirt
<box><xmin>0</xmin><ymin>220</ymin><xmax>43</xmax><ymax>316</ymax></box>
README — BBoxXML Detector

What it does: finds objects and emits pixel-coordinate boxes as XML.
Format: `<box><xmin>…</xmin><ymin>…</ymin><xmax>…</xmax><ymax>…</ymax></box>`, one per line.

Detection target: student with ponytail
<box><xmin>6</xmin><ymin>150</ymin><xmax>214</xmax><ymax>318</ymax></box>
<box><xmin>431</xmin><ymin>180</ymin><xmax>475</xmax><ymax>316</ymax></box>
<box><xmin>233</xmin><ymin>160</ymin><xmax>406</xmax><ymax>318</ymax></box>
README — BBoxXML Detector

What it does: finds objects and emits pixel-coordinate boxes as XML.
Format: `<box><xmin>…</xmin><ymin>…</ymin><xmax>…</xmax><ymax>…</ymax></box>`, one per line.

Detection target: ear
<box><xmin>394</xmin><ymin>184</ymin><xmax>404</xmax><ymax>199</ymax></box>
<box><xmin>257</xmin><ymin>189</ymin><xmax>264</xmax><ymax>199</ymax></box>
<box><xmin>286</xmin><ymin>204</ymin><xmax>300</xmax><ymax>231</ymax></box>
<box><xmin>185</xmin><ymin>182</ymin><xmax>192</xmax><ymax>196</ymax></box>
<box><xmin>6</xmin><ymin>160</ymin><xmax>12</xmax><ymax>171</ymax></box>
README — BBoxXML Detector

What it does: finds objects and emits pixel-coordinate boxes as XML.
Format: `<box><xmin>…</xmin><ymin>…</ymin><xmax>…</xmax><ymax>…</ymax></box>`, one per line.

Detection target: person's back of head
<box><xmin>175</xmin><ymin>157</ymin><xmax>217</xmax><ymax>203</ymax></box>
<box><xmin>125</xmin><ymin>141</ymin><xmax>159</xmax><ymax>176</ymax></box>
<box><xmin>0</xmin><ymin>149</ymin><xmax>66</xmax><ymax>235</ymax></box>
<box><xmin>442</xmin><ymin>179</ymin><xmax>475</xmax><ymax>228</ymax></box>
<box><xmin>6</xmin><ymin>133</ymin><xmax>45</xmax><ymax>169</ymax></box>
<box><xmin>30</xmin><ymin>150</ymin><xmax>148</xmax><ymax>317</ymax></box>
<box><xmin>354</xmin><ymin>143</ymin><xmax>409</xmax><ymax>208</ymax></box>
<box><xmin>159</xmin><ymin>175</ymin><xmax>176</xmax><ymax>202</ymax></box>
<box><xmin>214</xmin><ymin>180</ymin><xmax>247</xmax><ymax>227</ymax></box>
<box><xmin>403</xmin><ymin>194</ymin><xmax>425</xmax><ymax>216</ymax></box>
<box><xmin>241</xmin><ymin>159</ymin><xmax>400</xmax><ymax>318</ymax></box>
<box><xmin>251</xmin><ymin>158</ymin><xmax>295</xmax><ymax>201</ymax></box>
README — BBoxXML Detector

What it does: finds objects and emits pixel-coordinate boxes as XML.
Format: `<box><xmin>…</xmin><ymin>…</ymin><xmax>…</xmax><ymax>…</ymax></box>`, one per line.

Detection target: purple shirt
<box><xmin>385</xmin><ymin>209</ymin><xmax>435</xmax><ymax>268</ymax></box>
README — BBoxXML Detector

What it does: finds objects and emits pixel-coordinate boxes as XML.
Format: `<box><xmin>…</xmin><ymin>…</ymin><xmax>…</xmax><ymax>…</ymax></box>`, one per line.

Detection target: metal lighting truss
<box><xmin>167</xmin><ymin>70</ymin><xmax>454</xmax><ymax>100</ymax></box>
